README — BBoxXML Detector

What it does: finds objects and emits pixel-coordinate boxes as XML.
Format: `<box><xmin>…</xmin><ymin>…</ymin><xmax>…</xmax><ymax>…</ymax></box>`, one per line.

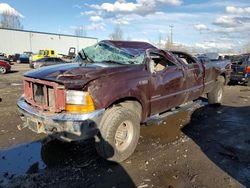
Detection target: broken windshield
<box><xmin>73</xmin><ymin>42</ymin><xmax>145</xmax><ymax>65</ymax></box>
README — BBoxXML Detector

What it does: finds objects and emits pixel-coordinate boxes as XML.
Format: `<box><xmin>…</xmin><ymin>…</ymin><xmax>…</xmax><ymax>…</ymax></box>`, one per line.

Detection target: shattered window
<box><xmin>74</xmin><ymin>42</ymin><xmax>145</xmax><ymax>65</ymax></box>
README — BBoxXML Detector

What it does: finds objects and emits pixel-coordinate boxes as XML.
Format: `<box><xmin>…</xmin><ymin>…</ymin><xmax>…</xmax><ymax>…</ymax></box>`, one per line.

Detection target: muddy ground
<box><xmin>0</xmin><ymin>64</ymin><xmax>249</xmax><ymax>188</ymax></box>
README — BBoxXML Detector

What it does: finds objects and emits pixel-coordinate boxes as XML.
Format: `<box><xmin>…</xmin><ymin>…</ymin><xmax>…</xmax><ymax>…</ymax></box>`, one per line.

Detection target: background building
<box><xmin>0</xmin><ymin>28</ymin><xmax>98</xmax><ymax>55</ymax></box>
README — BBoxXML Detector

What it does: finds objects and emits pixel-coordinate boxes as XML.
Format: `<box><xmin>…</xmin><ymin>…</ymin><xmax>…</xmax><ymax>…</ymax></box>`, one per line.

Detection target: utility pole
<box><xmin>169</xmin><ymin>25</ymin><xmax>174</xmax><ymax>45</ymax></box>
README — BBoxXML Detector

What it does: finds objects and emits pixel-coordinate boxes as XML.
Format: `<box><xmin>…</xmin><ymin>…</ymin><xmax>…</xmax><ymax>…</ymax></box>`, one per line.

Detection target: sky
<box><xmin>0</xmin><ymin>0</ymin><xmax>250</xmax><ymax>53</ymax></box>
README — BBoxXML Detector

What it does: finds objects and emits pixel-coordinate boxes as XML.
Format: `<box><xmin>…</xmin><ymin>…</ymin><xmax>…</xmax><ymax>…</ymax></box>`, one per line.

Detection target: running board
<box><xmin>145</xmin><ymin>100</ymin><xmax>205</xmax><ymax>126</ymax></box>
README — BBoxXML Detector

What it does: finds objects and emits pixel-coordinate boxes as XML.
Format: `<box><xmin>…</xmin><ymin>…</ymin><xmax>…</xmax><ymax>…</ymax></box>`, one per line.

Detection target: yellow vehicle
<box><xmin>31</xmin><ymin>49</ymin><xmax>57</xmax><ymax>61</ymax></box>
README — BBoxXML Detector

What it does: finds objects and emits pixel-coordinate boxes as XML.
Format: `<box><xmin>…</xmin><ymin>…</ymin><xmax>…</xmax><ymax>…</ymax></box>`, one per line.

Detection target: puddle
<box><xmin>0</xmin><ymin>142</ymin><xmax>45</xmax><ymax>184</ymax></box>
<box><xmin>141</xmin><ymin>111</ymin><xmax>191</xmax><ymax>143</ymax></box>
<box><xmin>0</xmin><ymin>139</ymin><xmax>97</xmax><ymax>184</ymax></box>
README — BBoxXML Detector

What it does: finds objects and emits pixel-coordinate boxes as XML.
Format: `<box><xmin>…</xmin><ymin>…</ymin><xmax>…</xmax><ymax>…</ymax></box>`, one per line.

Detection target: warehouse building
<box><xmin>0</xmin><ymin>28</ymin><xmax>98</xmax><ymax>55</ymax></box>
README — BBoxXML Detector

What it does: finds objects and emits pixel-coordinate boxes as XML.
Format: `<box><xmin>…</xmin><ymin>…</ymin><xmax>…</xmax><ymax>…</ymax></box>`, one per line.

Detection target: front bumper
<box><xmin>17</xmin><ymin>96</ymin><xmax>105</xmax><ymax>141</ymax></box>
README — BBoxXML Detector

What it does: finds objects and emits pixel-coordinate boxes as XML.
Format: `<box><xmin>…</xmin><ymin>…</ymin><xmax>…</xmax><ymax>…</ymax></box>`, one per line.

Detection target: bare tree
<box><xmin>165</xmin><ymin>35</ymin><xmax>173</xmax><ymax>49</ymax></box>
<box><xmin>74</xmin><ymin>26</ymin><xmax>87</xmax><ymax>37</ymax></box>
<box><xmin>109</xmin><ymin>26</ymin><xmax>123</xmax><ymax>40</ymax></box>
<box><xmin>0</xmin><ymin>10</ymin><xmax>23</xmax><ymax>29</ymax></box>
<box><xmin>243</xmin><ymin>42</ymin><xmax>250</xmax><ymax>53</ymax></box>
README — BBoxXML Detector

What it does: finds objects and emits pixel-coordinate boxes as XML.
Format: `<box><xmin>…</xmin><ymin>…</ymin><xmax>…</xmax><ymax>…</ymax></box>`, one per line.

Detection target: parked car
<box><xmin>230</xmin><ymin>54</ymin><xmax>250</xmax><ymax>86</ymax></box>
<box><xmin>32</xmin><ymin>49</ymin><xmax>57</xmax><ymax>61</ymax></box>
<box><xmin>0</xmin><ymin>60</ymin><xmax>11</xmax><ymax>74</ymax></box>
<box><xmin>17</xmin><ymin>40</ymin><xmax>228</xmax><ymax>162</ymax></box>
<box><xmin>30</xmin><ymin>57</ymin><xmax>68</xmax><ymax>69</ymax></box>
<box><xmin>9</xmin><ymin>53</ymin><xmax>20</xmax><ymax>62</ymax></box>
<box><xmin>8</xmin><ymin>52</ymin><xmax>33</xmax><ymax>63</ymax></box>
<box><xmin>0</xmin><ymin>53</ymin><xmax>11</xmax><ymax>63</ymax></box>
<box><xmin>16</xmin><ymin>53</ymin><xmax>30</xmax><ymax>64</ymax></box>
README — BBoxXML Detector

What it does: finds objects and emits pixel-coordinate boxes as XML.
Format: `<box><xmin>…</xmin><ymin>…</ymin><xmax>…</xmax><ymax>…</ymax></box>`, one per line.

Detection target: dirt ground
<box><xmin>0</xmin><ymin>64</ymin><xmax>249</xmax><ymax>188</ymax></box>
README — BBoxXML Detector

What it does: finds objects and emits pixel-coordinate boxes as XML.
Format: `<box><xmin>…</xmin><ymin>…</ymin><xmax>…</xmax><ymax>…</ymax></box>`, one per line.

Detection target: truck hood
<box><xmin>24</xmin><ymin>63</ymin><xmax>142</xmax><ymax>89</ymax></box>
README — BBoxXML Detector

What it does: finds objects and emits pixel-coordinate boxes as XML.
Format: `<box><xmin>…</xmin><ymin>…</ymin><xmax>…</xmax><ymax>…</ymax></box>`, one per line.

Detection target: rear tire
<box><xmin>207</xmin><ymin>76</ymin><xmax>224</xmax><ymax>104</ymax></box>
<box><xmin>95</xmin><ymin>106</ymin><xmax>140</xmax><ymax>162</ymax></box>
<box><xmin>0</xmin><ymin>66</ymin><xmax>7</xmax><ymax>74</ymax></box>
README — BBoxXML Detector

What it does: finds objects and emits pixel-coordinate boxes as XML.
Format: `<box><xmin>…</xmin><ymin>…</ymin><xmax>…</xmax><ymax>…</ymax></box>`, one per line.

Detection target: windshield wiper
<box><xmin>78</xmin><ymin>50</ymin><xmax>94</xmax><ymax>66</ymax></box>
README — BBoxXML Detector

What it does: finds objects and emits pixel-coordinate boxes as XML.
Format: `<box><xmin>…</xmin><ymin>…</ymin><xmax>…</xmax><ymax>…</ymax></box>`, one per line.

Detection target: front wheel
<box><xmin>207</xmin><ymin>76</ymin><xmax>224</xmax><ymax>104</ymax></box>
<box><xmin>0</xmin><ymin>66</ymin><xmax>7</xmax><ymax>74</ymax></box>
<box><xmin>95</xmin><ymin>106</ymin><xmax>140</xmax><ymax>162</ymax></box>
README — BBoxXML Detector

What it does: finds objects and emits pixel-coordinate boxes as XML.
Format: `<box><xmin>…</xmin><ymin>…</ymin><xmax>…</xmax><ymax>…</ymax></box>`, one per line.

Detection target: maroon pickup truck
<box><xmin>17</xmin><ymin>40</ymin><xmax>227</xmax><ymax>162</ymax></box>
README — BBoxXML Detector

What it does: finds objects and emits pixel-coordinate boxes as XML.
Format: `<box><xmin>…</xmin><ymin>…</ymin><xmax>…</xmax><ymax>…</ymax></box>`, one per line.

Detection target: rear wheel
<box><xmin>0</xmin><ymin>66</ymin><xmax>7</xmax><ymax>74</ymax></box>
<box><xmin>95</xmin><ymin>106</ymin><xmax>140</xmax><ymax>162</ymax></box>
<box><xmin>207</xmin><ymin>76</ymin><xmax>224</xmax><ymax>104</ymax></box>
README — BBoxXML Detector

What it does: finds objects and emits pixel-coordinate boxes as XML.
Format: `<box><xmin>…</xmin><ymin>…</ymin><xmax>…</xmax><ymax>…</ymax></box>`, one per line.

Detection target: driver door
<box><xmin>147</xmin><ymin>49</ymin><xmax>186</xmax><ymax>115</ymax></box>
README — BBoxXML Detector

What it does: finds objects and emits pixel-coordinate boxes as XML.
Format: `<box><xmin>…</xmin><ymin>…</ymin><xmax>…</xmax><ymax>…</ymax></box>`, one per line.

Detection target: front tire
<box><xmin>95</xmin><ymin>106</ymin><xmax>140</xmax><ymax>162</ymax></box>
<box><xmin>207</xmin><ymin>76</ymin><xmax>224</xmax><ymax>104</ymax></box>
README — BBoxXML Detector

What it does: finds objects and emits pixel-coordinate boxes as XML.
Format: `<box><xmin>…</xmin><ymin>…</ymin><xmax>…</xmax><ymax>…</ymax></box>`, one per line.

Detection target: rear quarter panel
<box><xmin>203</xmin><ymin>61</ymin><xmax>223</xmax><ymax>93</ymax></box>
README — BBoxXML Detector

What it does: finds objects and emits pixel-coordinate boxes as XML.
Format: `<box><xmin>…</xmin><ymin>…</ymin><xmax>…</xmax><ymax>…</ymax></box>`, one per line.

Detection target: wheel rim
<box><xmin>217</xmin><ymin>88</ymin><xmax>223</xmax><ymax>102</ymax></box>
<box><xmin>115</xmin><ymin>120</ymin><xmax>134</xmax><ymax>152</ymax></box>
<box><xmin>0</xmin><ymin>66</ymin><xmax>6</xmax><ymax>74</ymax></box>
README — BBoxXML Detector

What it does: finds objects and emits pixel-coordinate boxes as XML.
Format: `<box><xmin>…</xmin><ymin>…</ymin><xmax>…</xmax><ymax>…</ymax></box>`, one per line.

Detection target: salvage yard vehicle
<box><xmin>9</xmin><ymin>52</ymin><xmax>33</xmax><ymax>63</ymax></box>
<box><xmin>16</xmin><ymin>53</ymin><xmax>30</xmax><ymax>64</ymax></box>
<box><xmin>0</xmin><ymin>60</ymin><xmax>11</xmax><ymax>74</ymax></box>
<box><xmin>17</xmin><ymin>40</ymin><xmax>227</xmax><ymax>162</ymax></box>
<box><xmin>230</xmin><ymin>54</ymin><xmax>250</xmax><ymax>86</ymax></box>
<box><xmin>31</xmin><ymin>49</ymin><xmax>56</xmax><ymax>61</ymax></box>
<box><xmin>58</xmin><ymin>47</ymin><xmax>76</xmax><ymax>60</ymax></box>
<box><xmin>0</xmin><ymin>53</ymin><xmax>11</xmax><ymax>63</ymax></box>
<box><xmin>30</xmin><ymin>57</ymin><xmax>68</xmax><ymax>69</ymax></box>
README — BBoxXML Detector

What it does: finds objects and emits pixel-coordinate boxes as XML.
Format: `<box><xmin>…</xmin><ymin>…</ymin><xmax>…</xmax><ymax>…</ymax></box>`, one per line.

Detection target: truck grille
<box><xmin>23</xmin><ymin>77</ymin><xmax>65</xmax><ymax>112</ymax></box>
<box><xmin>33</xmin><ymin>83</ymin><xmax>45</xmax><ymax>105</ymax></box>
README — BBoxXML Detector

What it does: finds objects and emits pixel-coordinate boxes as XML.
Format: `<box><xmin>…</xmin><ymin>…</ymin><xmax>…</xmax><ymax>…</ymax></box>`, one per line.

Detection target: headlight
<box><xmin>65</xmin><ymin>90</ymin><xmax>95</xmax><ymax>113</ymax></box>
<box><xmin>66</xmin><ymin>90</ymin><xmax>87</xmax><ymax>105</ymax></box>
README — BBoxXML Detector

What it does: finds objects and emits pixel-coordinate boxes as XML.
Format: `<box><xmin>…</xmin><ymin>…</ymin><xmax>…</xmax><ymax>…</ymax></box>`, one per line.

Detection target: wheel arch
<box><xmin>106</xmin><ymin>96</ymin><xmax>145</xmax><ymax>122</ymax></box>
<box><xmin>217</xmin><ymin>74</ymin><xmax>226</xmax><ymax>85</ymax></box>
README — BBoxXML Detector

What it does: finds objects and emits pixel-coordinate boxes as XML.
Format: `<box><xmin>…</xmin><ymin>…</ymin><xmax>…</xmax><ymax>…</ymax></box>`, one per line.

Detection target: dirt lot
<box><xmin>0</xmin><ymin>64</ymin><xmax>249</xmax><ymax>188</ymax></box>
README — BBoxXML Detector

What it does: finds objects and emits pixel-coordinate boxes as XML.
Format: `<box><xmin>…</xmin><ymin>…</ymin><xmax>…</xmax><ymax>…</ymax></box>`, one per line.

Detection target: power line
<box><xmin>169</xmin><ymin>25</ymin><xmax>174</xmax><ymax>44</ymax></box>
